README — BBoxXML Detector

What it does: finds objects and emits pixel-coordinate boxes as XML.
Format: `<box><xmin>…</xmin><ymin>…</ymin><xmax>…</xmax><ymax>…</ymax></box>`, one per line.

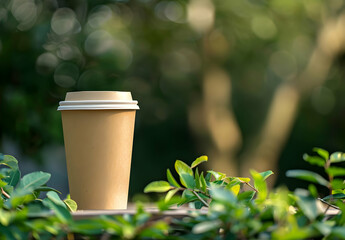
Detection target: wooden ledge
<box><xmin>72</xmin><ymin>206</ymin><xmax>208</xmax><ymax>220</ymax></box>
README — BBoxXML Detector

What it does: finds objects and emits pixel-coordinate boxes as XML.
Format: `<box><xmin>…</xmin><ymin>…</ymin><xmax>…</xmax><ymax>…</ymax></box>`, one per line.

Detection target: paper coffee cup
<box><xmin>58</xmin><ymin>91</ymin><xmax>139</xmax><ymax>210</ymax></box>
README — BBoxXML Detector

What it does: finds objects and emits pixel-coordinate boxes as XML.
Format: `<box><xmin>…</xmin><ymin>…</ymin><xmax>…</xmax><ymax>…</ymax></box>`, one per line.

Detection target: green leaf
<box><xmin>180</xmin><ymin>174</ymin><xmax>195</xmax><ymax>189</ymax></box>
<box><xmin>165</xmin><ymin>188</ymin><xmax>179</xmax><ymax>202</ymax></box>
<box><xmin>326</xmin><ymin>167</ymin><xmax>345</xmax><ymax>177</ymax></box>
<box><xmin>0</xmin><ymin>209</ymin><xmax>12</xmax><ymax>226</ymax></box>
<box><xmin>237</xmin><ymin>177</ymin><xmax>251</xmax><ymax>183</ymax></box>
<box><xmin>195</xmin><ymin>168</ymin><xmax>200</xmax><ymax>189</ymax></box>
<box><xmin>175</xmin><ymin>160</ymin><xmax>195</xmax><ymax>189</ymax></box>
<box><xmin>47</xmin><ymin>191</ymin><xmax>66</xmax><ymax>208</ymax></box>
<box><xmin>205</xmin><ymin>172</ymin><xmax>211</xmax><ymax>182</ymax></box>
<box><xmin>323</xmin><ymin>193</ymin><xmax>345</xmax><ymax>201</ymax></box>
<box><xmin>0</xmin><ymin>225</ymin><xmax>16</xmax><ymax>239</ymax></box>
<box><xmin>331</xmin><ymin>179</ymin><xmax>345</xmax><ymax>190</ymax></box>
<box><xmin>313</xmin><ymin>148</ymin><xmax>329</xmax><ymax>161</ymax></box>
<box><xmin>336</xmin><ymin>203</ymin><xmax>345</xmax><ymax>225</ymax></box>
<box><xmin>192</xmin><ymin>220</ymin><xmax>221</xmax><ymax>234</ymax></box>
<box><xmin>330</xmin><ymin>152</ymin><xmax>345</xmax><ymax>163</ymax></box>
<box><xmin>4</xmin><ymin>169</ymin><xmax>20</xmax><ymax>187</ymax></box>
<box><xmin>3</xmin><ymin>185</ymin><xmax>14</xmax><ymax>197</ymax></box>
<box><xmin>135</xmin><ymin>203</ymin><xmax>150</xmax><ymax>224</ymax></box>
<box><xmin>43</xmin><ymin>198</ymin><xmax>72</xmax><ymax>223</ymax></box>
<box><xmin>64</xmin><ymin>199</ymin><xmax>78</xmax><ymax>212</ymax></box>
<box><xmin>308</xmin><ymin>184</ymin><xmax>318</xmax><ymax>198</ymax></box>
<box><xmin>35</xmin><ymin>186</ymin><xmax>61</xmax><ymax>194</ymax></box>
<box><xmin>0</xmin><ymin>179</ymin><xmax>7</xmax><ymax>188</ymax></box>
<box><xmin>209</xmin><ymin>181</ymin><xmax>225</xmax><ymax>187</ymax></box>
<box><xmin>166</xmin><ymin>169</ymin><xmax>181</xmax><ymax>188</ymax></box>
<box><xmin>178</xmin><ymin>190</ymin><xmax>208</xmax><ymax>206</ymax></box>
<box><xmin>193</xmin><ymin>201</ymin><xmax>203</xmax><ymax>209</ymax></box>
<box><xmin>272</xmin><ymin>226</ymin><xmax>313</xmax><ymax>239</ymax></box>
<box><xmin>18</xmin><ymin>171</ymin><xmax>51</xmax><ymax>191</ymax></box>
<box><xmin>175</xmin><ymin>160</ymin><xmax>193</xmax><ymax>176</ymax></box>
<box><xmin>26</xmin><ymin>203</ymin><xmax>51</xmax><ymax>218</ymax></box>
<box><xmin>332</xmin><ymin>189</ymin><xmax>343</xmax><ymax>194</ymax></box>
<box><xmin>7</xmin><ymin>188</ymin><xmax>35</xmax><ymax>209</ymax></box>
<box><xmin>210</xmin><ymin>187</ymin><xmax>236</xmax><ymax>204</ymax></box>
<box><xmin>139</xmin><ymin>221</ymin><xmax>169</xmax><ymax>239</ymax></box>
<box><xmin>229</xmin><ymin>184</ymin><xmax>240</xmax><ymax>195</ymax></box>
<box><xmin>144</xmin><ymin>181</ymin><xmax>172</xmax><ymax>193</ymax></box>
<box><xmin>329</xmin><ymin>227</ymin><xmax>345</xmax><ymax>239</ymax></box>
<box><xmin>158</xmin><ymin>196</ymin><xmax>181</xmax><ymax>211</ymax></box>
<box><xmin>70</xmin><ymin>219</ymin><xmax>104</xmax><ymax>235</ymax></box>
<box><xmin>238</xmin><ymin>191</ymin><xmax>255</xmax><ymax>202</ymax></box>
<box><xmin>207</xmin><ymin>170</ymin><xmax>226</xmax><ymax>181</ymax></box>
<box><xmin>303</xmin><ymin>154</ymin><xmax>326</xmax><ymax>167</ymax></box>
<box><xmin>178</xmin><ymin>190</ymin><xmax>198</xmax><ymax>206</ymax></box>
<box><xmin>286</xmin><ymin>170</ymin><xmax>329</xmax><ymax>187</ymax></box>
<box><xmin>226</xmin><ymin>178</ymin><xmax>241</xmax><ymax>189</ymax></box>
<box><xmin>191</xmin><ymin>155</ymin><xmax>208</xmax><ymax>168</ymax></box>
<box><xmin>1</xmin><ymin>155</ymin><xmax>19</xmax><ymax>169</ymax></box>
<box><xmin>251</xmin><ymin>170</ymin><xmax>267</xmax><ymax>203</ymax></box>
<box><xmin>200</xmin><ymin>172</ymin><xmax>207</xmax><ymax>193</ymax></box>
<box><xmin>313</xmin><ymin>222</ymin><xmax>332</xmax><ymax>236</ymax></box>
<box><xmin>259</xmin><ymin>170</ymin><xmax>274</xmax><ymax>180</ymax></box>
<box><xmin>295</xmin><ymin>189</ymin><xmax>319</xmax><ymax>221</ymax></box>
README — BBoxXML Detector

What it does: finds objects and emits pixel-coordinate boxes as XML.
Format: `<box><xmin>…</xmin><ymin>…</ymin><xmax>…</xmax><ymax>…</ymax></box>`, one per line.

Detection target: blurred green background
<box><xmin>1</xmin><ymin>0</ymin><xmax>345</xmax><ymax>198</ymax></box>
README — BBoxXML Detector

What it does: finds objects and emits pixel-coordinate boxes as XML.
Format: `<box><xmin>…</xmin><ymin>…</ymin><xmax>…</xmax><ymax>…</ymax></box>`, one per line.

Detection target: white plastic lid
<box><xmin>57</xmin><ymin>91</ymin><xmax>139</xmax><ymax>111</ymax></box>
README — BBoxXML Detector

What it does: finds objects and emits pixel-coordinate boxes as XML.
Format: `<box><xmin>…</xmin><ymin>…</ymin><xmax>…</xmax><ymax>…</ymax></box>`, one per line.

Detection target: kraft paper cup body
<box><xmin>58</xmin><ymin>91</ymin><xmax>139</xmax><ymax>210</ymax></box>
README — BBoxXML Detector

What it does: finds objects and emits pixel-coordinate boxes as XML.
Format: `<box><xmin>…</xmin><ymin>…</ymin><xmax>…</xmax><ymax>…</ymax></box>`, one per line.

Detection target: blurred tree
<box><xmin>1</xmin><ymin>0</ymin><xmax>345</xmax><ymax>195</ymax></box>
<box><xmin>187</xmin><ymin>0</ymin><xmax>345</xmax><ymax>184</ymax></box>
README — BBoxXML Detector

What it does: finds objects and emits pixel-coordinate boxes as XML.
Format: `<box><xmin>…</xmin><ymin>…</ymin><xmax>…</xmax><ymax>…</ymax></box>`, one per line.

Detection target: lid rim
<box><xmin>60</xmin><ymin>100</ymin><xmax>139</xmax><ymax>103</ymax></box>
<box><xmin>57</xmin><ymin>105</ymin><xmax>140</xmax><ymax>111</ymax></box>
<box><xmin>58</xmin><ymin>92</ymin><xmax>139</xmax><ymax>111</ymax></box>
<box><xmin>59</xmin><ymin>100</ymin><xmax>139</xmax><ymax>106</ymax></box>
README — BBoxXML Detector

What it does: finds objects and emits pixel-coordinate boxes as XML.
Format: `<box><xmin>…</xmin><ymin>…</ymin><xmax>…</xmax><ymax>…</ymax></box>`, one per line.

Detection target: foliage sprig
<box><xmin>144</xmin><ymin>155</ymin><xmax>274</xmax><ymax>210</ymax></box>
<box><xmin>2</xmin><ymin>149</ymin><xmax>345</xmax><ymax>239</ymax></box>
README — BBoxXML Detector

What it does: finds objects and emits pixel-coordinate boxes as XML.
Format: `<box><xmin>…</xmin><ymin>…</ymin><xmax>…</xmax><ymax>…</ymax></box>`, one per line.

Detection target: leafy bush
<box><xmin>0</xmin><ymin>153</ymin><xmax>169</xmax><ymax>239</ymax></box>
<box><xmin>1</xmin><ymin>149</ymin><xmax>345</xmax><ymax>239</ymax></box>
<box><xmin>144</xmin><ymin>149</ymin><xmax>345</xmax><ymax>239</ymax></box>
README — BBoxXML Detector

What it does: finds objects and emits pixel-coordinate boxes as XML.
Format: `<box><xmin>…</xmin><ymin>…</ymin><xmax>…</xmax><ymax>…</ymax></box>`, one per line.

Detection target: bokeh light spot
<box><xmin>36</xmin><ymin>52</ymin><xmax>59</xmax><ymax>75</ymax></box>
<box><xmin>304</xmin><ymin>0</ymin><xmax>322</xmax><ymax>20</ymax></box>
<box><xmin>155</xmin><ymin>1</ymin><xmax>166</xmax><ymax>20</ymax></box>
<box><xmin>11</xmin><ymin>0</ymin><xmax>37</xmax><ymax>30</ymax></box>
<box><xmin>165</xmin><ymin>1</ymin><xmax>185</xmax><ymax>23</ymax></box>
<box><xmin>269</xmin><ymin>51</ymin><xmax>297</xmax><ymax>78</ymax></box>
<box><xmin>161</xmin><ymin>49</ymin><xmax>200</xmax><ymax>78</ymax></box>
<box><xmin>311</xmin><ymin>87</ymin><xmax>336</xmax><ymax>115</ymax></box>
<box><xmin>78</xmin><ymin>69</ymin><xmax>106</xmax><ymax>90</ymax></box>
<box><xmin>208</xmin><ymin>30</ymin><xmax>230</xmax><ymax>58</ymax></box>
<box><xmin>54</xmin><ymin>62</ymin><xmax>79</xmax><ymax>88</ymax></box>
<box><xmin>291</xmin><ymin>35</ymin><xmax>313</xmax><ymax>65</ymax></box>
<box><xmin>155</xmin><ymin>1</ymin><xmax>185</xmax><ymax>23</ymax></box>
<box><xmin>84</xmin><ymin>29</ymin><xmax>132</xmax><ymax>69</ymax></box>
<box><xmin>56</xmin><ymin>44</ymin><xmax>78</xmax><ymax>60</ymax></box>
<box><xmin>251</xmin><ymin>16</ymin><xmax>277</xmax><ymax>40</ymax></box>
<box><xmin>87</xmin><ymin>5</ymin><xmax>113</xmax><ymax>29</ymax></box>
<box><xmin>0</xmin><ymin>8</ymin><xmax>8</xmax><ymax>22</ymax></box>
<box><xmin>271</xmin><ymin>0</ymin><xmax>301</xmax><ymax>16</ymax></box>
<box><xmin>187</xmin><ymin>0</ymin><xmax>214</xmax><ymax>33</ymax></box>
<box><xmin>113</xmin><ymin>39</ymin><xmax>133</xmax><ymax>70</ymax></box>
<box><xmin>84</xmin><ymin>30</ymin><xmax>114</xmax><ymax>56</ymax></box>
<box><xmin>51</xmin><ymin>8</ymin><xmax>80</xmax><ymax>35</ymax></box>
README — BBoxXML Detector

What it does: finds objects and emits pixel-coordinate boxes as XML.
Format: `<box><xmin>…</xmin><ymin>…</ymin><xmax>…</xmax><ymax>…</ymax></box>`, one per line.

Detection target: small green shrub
<box><xmin>1</xmin><ymin>149</ymin><xmax>345</xmax><ymax>239</ymax></box>
<box><xmin>144</xmin><ymin>148</ymin><xmax>345</xmax><ymax>239</ymax></box>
